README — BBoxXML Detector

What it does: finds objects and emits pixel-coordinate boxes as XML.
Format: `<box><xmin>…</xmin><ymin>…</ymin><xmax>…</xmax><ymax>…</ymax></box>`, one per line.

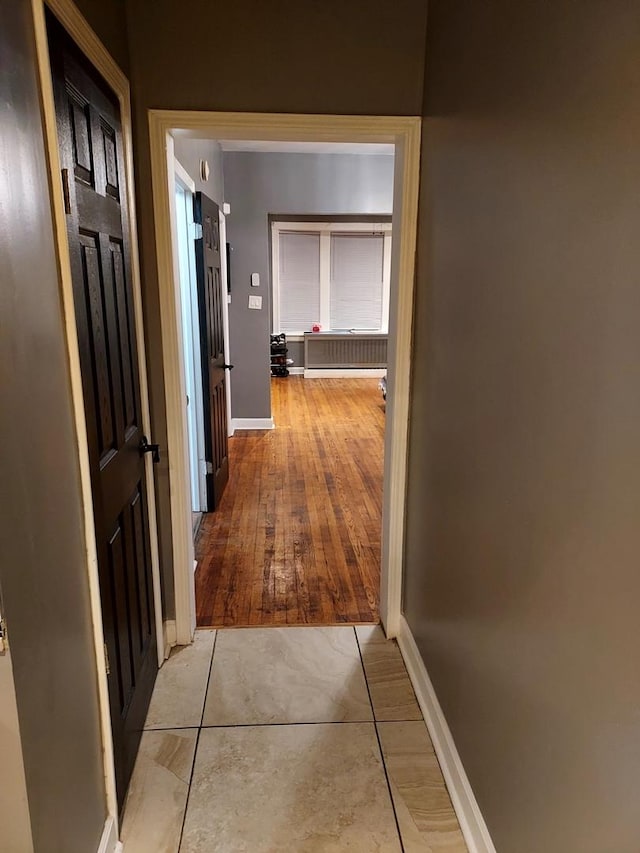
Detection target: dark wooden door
<box><xmin>194</xmin><ymin>192</ymin><xmax>230</xmax><ymax>510</ymax></box>
<box><xmin>47</xmin><ymin>15</ymin><xmax>157</xmax><ymax>812</ymax></box>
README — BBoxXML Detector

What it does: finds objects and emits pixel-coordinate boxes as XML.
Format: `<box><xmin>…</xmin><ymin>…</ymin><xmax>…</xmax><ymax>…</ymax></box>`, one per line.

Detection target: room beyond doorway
<box><xmin>195</xmin><ymin>377</ymin><xmax>384</xmax><ymax>626</ymax></box>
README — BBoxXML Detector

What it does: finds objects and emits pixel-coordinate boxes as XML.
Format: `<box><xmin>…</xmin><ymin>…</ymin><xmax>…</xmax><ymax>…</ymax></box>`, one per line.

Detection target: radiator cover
<box><xmin>304</xmin><ymin>333</ymin><xmax>388</xmax><ymax>369</ymax></box>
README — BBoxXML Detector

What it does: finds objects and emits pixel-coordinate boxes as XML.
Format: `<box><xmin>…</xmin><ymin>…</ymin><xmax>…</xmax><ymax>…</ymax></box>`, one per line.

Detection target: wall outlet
<box><xmin>248</xmin><ymin>295</ymin><xmax>262</xmax><ymax>310</ymax></box>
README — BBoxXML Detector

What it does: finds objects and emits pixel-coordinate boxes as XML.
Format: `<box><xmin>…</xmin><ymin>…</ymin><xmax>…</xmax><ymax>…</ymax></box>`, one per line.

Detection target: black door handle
<box><xmin>222</xmin><ymin>364</ymin><xmax>234</xmax><ymax>370</ymax></box>
<box><xmin>139</xmin><ymin>435</ymin><xmax>160</xmax><ymax>463</ymax></box>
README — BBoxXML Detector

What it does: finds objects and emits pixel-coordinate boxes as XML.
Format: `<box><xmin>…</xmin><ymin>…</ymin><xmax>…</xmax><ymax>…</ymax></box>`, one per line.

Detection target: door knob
<box><xmin>222</xmin><ymin>363</ymin><xmax>234</xmax><ymax>370</ymax></box>
<box><xmin>139</xmin><ymin>435</ymin><xmax>160</xmax><ymax>463</ymax></box>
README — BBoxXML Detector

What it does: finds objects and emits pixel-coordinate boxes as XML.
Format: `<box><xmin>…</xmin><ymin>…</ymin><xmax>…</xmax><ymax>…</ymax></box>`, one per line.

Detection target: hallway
<box><xmin>120</xmin><ymin>626</ymin><xmax>466</xmax><ymax>852</ymax></box>
<box><xmin>195</xmin><ymin>378</ymin><xmax>384</xmax><ymax>626</ymax></box>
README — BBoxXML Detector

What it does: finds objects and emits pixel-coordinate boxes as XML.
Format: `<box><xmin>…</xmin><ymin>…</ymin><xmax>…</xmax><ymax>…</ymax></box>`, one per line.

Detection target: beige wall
<box><xmin>404</xmin><ymin>2</ymin><xmax>640</xmax><ymax>851</ymax></box>
<box><xmin>0</xmin><ymin>3</ymin><xmax>107</xmax><ymax>850</ymax></box>
<box><xmin>71</xmin><ymin>0</ymin><xmax>129</xmax><ymax>73</ymax></box>
<box><xmin>124</xmin><ymin>0</ymin><xmax>429</xmax><ymax>617</ymax></box>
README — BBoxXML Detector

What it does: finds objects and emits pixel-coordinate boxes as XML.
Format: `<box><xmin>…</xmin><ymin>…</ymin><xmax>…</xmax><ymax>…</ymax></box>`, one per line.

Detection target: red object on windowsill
<box><xmin>311</xmin><ymin>323</ymin><xmax>321</xmax><ymax>333</ymax></box>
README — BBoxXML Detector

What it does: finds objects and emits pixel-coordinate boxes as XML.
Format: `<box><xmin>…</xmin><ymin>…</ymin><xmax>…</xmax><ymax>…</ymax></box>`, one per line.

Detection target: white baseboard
<box><xmin>163</xmin><ymin>619</ymin><xmax>176</xmax><ymax>660</ymax></box>
<box><xmin>303</xmin><ymin>368</ymin><xmax>386</xmax><ymax>378</ymax></box>
<box><xmin>288</xmin><ymin>366</ymin><xmax>304</xmax><ymax>375</ymax></box>
<box><xmin>97</xmin><ymin>816</ymin><xmax>119</xmax><ymax>853</ymax></box>
<box><xmin>231</xmin><ymin>417</ymin><xmax>275</xmax><ymax>431</ymax></box>
<box><xmin>397</xmin><ymin>616</ymin><xmax>496</xmax><ymax>853</ymax></box>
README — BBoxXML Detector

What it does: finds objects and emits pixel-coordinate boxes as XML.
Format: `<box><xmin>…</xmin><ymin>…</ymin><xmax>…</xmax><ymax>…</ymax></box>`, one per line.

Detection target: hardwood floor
<box><xmin>195</xmin><ymin>377</ymin><xmax>385</xmax><ymax>626</ymax></box>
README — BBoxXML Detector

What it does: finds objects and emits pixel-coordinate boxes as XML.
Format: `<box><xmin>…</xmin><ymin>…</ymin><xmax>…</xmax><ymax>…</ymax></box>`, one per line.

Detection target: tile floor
<box><xmin>120</xmin><ymin>625</ymin><xmax>467</xmax><ymax>853</ymax></box>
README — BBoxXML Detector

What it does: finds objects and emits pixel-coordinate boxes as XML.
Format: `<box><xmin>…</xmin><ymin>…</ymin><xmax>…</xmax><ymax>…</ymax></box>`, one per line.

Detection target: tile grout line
<box><xmin>353</xmin><ymin>626</ymin><xmax>406</xmax><ymax>853</ymax></box>
<box><xmin>144</xmin><ymin>715</ymin><xmax>423</xmax><ymax>732</ymax></box>
<box><xmin>176</xmin><ymin>629</ymin><xmax>219</xmax><ymax>853</ymax></box>
<box><xmin>197</xmin><ymin>718</ymin><xmax>404</xmax><ymax>728</ymax></box>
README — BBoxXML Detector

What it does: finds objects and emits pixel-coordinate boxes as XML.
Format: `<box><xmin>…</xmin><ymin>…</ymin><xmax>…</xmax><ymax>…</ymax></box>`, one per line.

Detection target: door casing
<box><xmin>149</xmin><ymin>112</ymin><xmax>422</xmax><ymax>646</ymax></box>
<box><xmin>31</xmin><ymin>0</ymin><xmax>164</xmax><ymax>836</ymax></box>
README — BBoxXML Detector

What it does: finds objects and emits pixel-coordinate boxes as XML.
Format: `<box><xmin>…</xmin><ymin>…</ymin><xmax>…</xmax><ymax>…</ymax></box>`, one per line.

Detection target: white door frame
<box><xmin>173</xmin><ymin>157</ymin><xmax>209</xmax><ymax>512</ymax></box>
<box><xmin>149</xmin><ymin>112</ymin><xmax>421</xmax><ymax>642</ymax></box>
<box><xmin>219</xmin><ymin>210</ymin><xmax>234</xmax><ymax>437</ymax></box>
<box><xmin>173</xmin><ymin>165</ymin><xmax>203</xmax><ymax>510</ymax></box>
<box><xmin>31</xmin><ymin>0</ymin><xmax>165</xmax><ymax>838</ymax></box>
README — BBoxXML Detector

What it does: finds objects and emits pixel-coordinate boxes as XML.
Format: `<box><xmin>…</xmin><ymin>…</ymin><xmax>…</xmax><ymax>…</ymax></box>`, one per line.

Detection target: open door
<box><xmin>48</xmin><ymin>15</ymin><xmax>158</xmax><ymax>811</ymax></box>
<box><xmin>194</xmin><ymin>192</ymin><xmax>230</xmax><ymax>510</ymax></box>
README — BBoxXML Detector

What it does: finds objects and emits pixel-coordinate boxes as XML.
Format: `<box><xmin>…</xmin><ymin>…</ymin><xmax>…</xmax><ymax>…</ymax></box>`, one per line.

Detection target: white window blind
<box><xmin>330</xmin><ymin>233</ymin><xmax>384</xmax><ymax>330</ymax></box>
<box><xmin>278</xmin><ymin>231</ymin><xmax>321</xmax><ymax>333</ymax></box>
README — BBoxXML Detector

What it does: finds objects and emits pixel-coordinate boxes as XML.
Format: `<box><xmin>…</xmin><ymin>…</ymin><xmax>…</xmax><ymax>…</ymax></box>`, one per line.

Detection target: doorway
<box><xmin>149</xmin><ymin>113</ymin><xmax>421</xmax><ymax>643</ymax></box>
<box><xmin>33</xmin><ymin>0</ymin><xmax>165</xmax><ymax>829</ymax></box>
<box><xmin>191</xmin><ymin>154</ymin><xmax>395</xmax><ymax>626</ymax></box>
<box><xmin>46</xmin><ymin>13</ymin><xmax>159</xmax><ymax>811</ymax></box>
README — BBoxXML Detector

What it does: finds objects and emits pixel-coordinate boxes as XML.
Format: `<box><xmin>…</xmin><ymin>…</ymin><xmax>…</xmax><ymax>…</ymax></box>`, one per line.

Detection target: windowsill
<box><xmin>276</xmin><ymin>331</ymin><xmax>388</xmax><ymax>341</ymax></box>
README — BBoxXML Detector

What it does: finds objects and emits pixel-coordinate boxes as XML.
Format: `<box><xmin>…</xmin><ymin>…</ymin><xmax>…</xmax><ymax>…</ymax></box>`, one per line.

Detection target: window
<box><xmin>272</xmin><ymin>221</ymin><xmax>392</xmax><ymax>335</ymax></box>
<box><xmin>278</xmin><ymin>232</ymin><xmax>321</xmax><ymax>333</ymax></box>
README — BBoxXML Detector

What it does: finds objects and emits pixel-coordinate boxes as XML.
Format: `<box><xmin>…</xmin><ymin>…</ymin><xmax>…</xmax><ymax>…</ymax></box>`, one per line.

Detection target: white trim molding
<box><xmin>303</xmin><ymin>368</ymin><xmax>386</xmax><ymax>379</ymax></box>
<box><xmin>230</xmin><ymin>417</ymin><xmax>275</xmax><ymax>432</ymax></box>
<box><xmin>96</xmin><ymin>816</ymin><xmax>119</xmax><ymax>853</ymax></box>
<box><xmin>154</xmin><ymin>131</ymin><xmax>197</xmax><ymax>646</ymax></box>
<box><xmin>397</xmin><ymin>616</ymin><xmax>497</xmax><ymax>853</ymax></box>
<box><xmin>162</xmin><ymin>619</ymin><xmax>177</xmax><ymax>660</ymax></box>
<box><xmin>148</xmin><ymin>111</ymin><xmax>421</xmax><ymax>645</ymax></box>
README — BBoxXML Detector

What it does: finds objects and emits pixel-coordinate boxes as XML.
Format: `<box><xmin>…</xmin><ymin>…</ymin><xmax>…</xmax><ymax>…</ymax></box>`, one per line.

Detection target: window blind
<box><xmin>330</xmin><ymin>233</ymin><xmax>384</xmax><ymax>330</ymax></box>
<box><xmin>278</xmin><ymin>231</ymin><xmax>321</xmax><ymax>333</ymax></box>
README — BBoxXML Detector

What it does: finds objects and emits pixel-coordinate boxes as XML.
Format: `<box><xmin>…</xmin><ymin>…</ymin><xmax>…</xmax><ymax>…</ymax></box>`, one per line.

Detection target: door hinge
<box><xmin>0</xmin><ymin>614</ymin><xmax>7</xmax><ymax>655</ymax></box>
<box><xmin>104</xmin><ymin>643</ymin><xmax>111</xmax><ymax>675</ymax></box>
<box><xmin>191</xmin><ymin>222</ymin><xmax>203</xmax><ymax>240</ymax></box>
<box><xmin>206</xmin><ymin>461</ymin><xmax>213</xmax><ymax>474</ymax></box>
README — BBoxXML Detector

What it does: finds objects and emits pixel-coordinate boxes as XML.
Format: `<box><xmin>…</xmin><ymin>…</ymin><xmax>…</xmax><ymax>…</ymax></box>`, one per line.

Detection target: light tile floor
<box><xmin>121</xmin><ymin>626</ymin><xmax>467</xmax><ymax>853</ymax></box>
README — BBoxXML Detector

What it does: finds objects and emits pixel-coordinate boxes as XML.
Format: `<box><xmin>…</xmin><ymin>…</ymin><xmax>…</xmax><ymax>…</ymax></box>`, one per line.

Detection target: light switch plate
<box><xmin>248</xmin><ymin>295</ymin><xmax>262</xmax><ymax>310</ymax></box>
<box><xmin>250</xmin><ymin>272</ymin><xmax>260</xmax><ymax>287</ymax></box>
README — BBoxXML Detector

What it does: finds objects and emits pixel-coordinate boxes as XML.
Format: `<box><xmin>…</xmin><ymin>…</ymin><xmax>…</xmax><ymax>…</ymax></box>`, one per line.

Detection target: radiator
<box><xmin>304</xmin><ymin>333</ymin><xmax>388</xmax><ymax>369</ymax></box>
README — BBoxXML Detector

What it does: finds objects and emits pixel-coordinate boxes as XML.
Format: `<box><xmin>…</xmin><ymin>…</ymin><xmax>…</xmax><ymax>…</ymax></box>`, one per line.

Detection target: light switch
<box><xmin>248</xmin><ymin>295</ymin><xmax>262</xmax><ymax>310</ymax></box>
<box><xmin>251</xmin><ymin>273</ymin><xmax>260</xmax><ymax>287</ymax></box>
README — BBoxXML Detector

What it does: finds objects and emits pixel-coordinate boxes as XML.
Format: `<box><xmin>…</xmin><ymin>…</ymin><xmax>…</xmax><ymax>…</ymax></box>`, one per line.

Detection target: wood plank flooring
<box><xmin>195</xmin><ymin>377</ymin><xmax>385</xmax><ymax>626</ymax></box>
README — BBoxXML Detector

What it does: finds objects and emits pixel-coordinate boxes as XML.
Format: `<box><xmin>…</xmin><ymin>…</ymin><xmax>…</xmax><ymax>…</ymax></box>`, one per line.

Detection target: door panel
<box><xmin>48</xmin><ymin>15</ymin><xmax>157</xmax><ymax>812</ymax></box>
<box><xmin>194</xmin><ymin>193</ymin><xmax>230</xmax><ymax>509</ymax></box>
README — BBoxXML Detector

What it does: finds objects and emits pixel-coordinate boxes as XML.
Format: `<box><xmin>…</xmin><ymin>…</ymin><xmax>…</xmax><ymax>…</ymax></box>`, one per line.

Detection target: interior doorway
<box><xmin>150</xmin><ymin>113</ymin><xmax>421</xmax><ymax>644</ymax></box>
<box><xmin>170</xmin><ymin>139</ymin><xmax>396</xmax><ymax>626</ymax></box>
<box><xmin>36</xmin><ymin>4</ymin><xmax>165</xmax><ymax>822</ymax></box>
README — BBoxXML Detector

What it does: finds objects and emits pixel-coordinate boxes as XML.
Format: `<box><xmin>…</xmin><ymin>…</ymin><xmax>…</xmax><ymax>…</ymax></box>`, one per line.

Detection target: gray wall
<box><xmin>0</xmin><ymin>2</ymin><xmax>107</xmax><ymax>851</ymax></box>
<box><xmin>173</xmin><ymin>137</ymin><xmax>225</xmax><ymax>206</ymax></box>
<box><xmin>404</xmin><ymin>2</ymin><xmax>640</xmax><ymax>851</ymax></box>
<box><xmin>223</xmin><ymin>152</ymin><xmax>394</xmax><ymax>418</ymax></box>
<box><xmin>124</xmin><ymin>0</ymin><xmax>427</xmax><ymax>617</ymax></box>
